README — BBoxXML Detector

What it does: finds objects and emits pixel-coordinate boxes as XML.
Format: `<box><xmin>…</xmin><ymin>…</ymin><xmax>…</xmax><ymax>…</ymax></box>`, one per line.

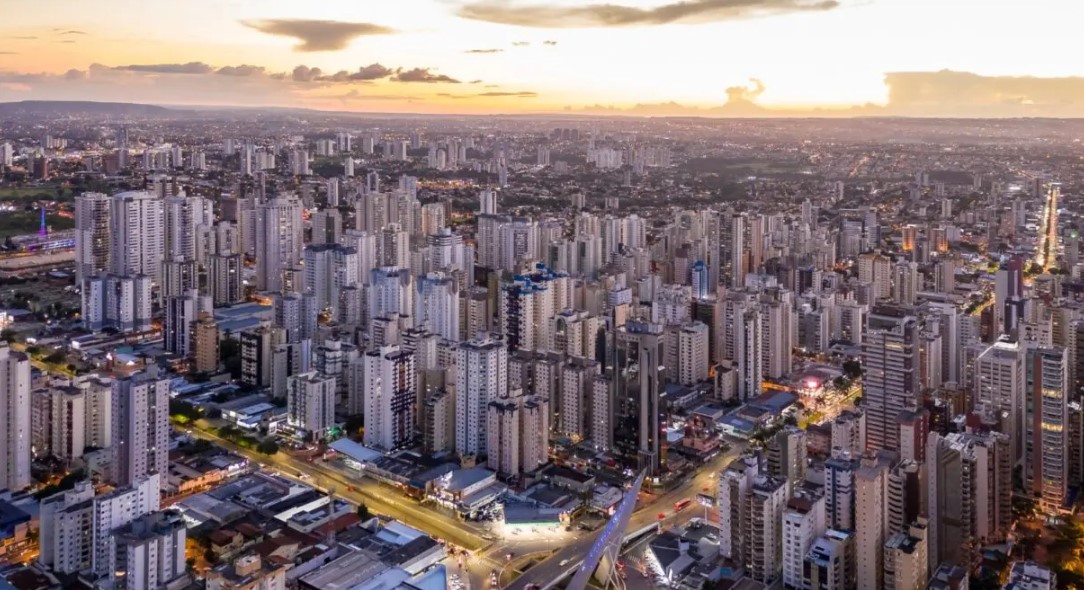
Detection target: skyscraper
<box><xmin>862</xmin><ymin>309</ymin><xmax>920</xmax><ymax>452</ymax></box>
<box><xmin>415</xmin><ymin>272</ymin><xmax>461</xmax><ymax>341</ymax></box>
<box><xmin>0</xmin><ymin>345</ymin><xmax>31</xmax><ymax>490</ymax></box>
<box><xmin>361</xmin><ymin>347</ymin><xmax>416</xmax><ymax>450</ymax></box>
<box><xmin>111</xmin><ymin>368</ymin><xmax>170</xmax><ymax>489</ymax></box>
<box><xmin>255</xmin><ymin>195</ymin><xmax>303</xmax><ymax>293</ymax></box>
<box><xmin>109</xmin><ymin>191</ymin><xmax>165</xmax><ymax>282</ymax></box>
<box><xmin>74</xmin><ymin>192</ymin><xmax>111</xmax><ymax>289</ymax></box>
<box><xmin>1025</xmin><ymin>347</ymin><xmax>1069</xmax><ymax>514</ymax></box>
<box><xmin>455</xmin><ymin>335</ymin><xmax>508</xmax><ymax>457</ymax></box>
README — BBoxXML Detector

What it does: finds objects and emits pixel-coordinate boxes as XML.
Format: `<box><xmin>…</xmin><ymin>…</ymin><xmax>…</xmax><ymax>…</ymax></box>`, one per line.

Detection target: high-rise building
<box><xmin>303</xmin><ymin>244</ymin><xmax>359</xmax><ymax>320</ymax></box>
<box><xmin>719</xmin><ymin>455</ymin><xmax>786</xmax><ymax>585</ymax></box>
<box><xmin>677</xmin><ymin>322</ymin><xmax>710</xmax><ymax>386</ymax></box>
<box><xmin>803</xmin><ymin>529</ymin><xmax>855</xmax><ymax>590</ymax></box>
<box><xmin>209</xmin><ymin>254</ymin><xmax>243</xmax><ymax>306</ymax></box>
<box><xmin>415</xmin><ymin>272</ymin><xmax>461</xmax><ymax>341</ymax></box>
<box><xmin>114</xmin><ymin>510</ymin><xmax>187</xmax><ymax>590</ymax></box>
<box><xmin>455</xmin><ymin>335</ymin><xmax>508</xmax><ymax>457</ymax></box>
<box><xmin>855</xmin><ymin>459</ymin><xmax>888</xmax><ymax>590</ymax></box>
<box><xmin>83</xmin><ymin>274</ymin><xmax>153</xmax><ymax>333</ymax></box>
<box><xmin>862</xmin><ymin>309</ymin><xmax>920</xmax><ymax>452</ymax></box>
<box><xmin>109</xmin><ymin>191</ymin><xmax>165</xmax><ymax>282</ymax></box>
<box><xmin>368</xmin><ymin>267</ymin><xmax>414</xmax><ymax>333</ymax></box>
<box><xmin>164</xmin><ymin>289</ymin><xmax>208</xmax><ymax>356</ymax></box>
<box><xmin>824</xmin><ymin>451</ymin><xmax>857</xmax><ymax>531</ymax></box>
<box><xmin>192</xmin><ymin>312</ymin><xmax>220</xmax><ymax>374</ymax></box>
<box><xmin>111</xmin><ymin>368</ymin><xmax>169</xmax><ymax>489</ymax></box>
<box><xmin>1025</xmin><ymin>347</ymin><xmax>1069</xmax><ymax>514</ymax></box>
<box><xmin>783</xmin><ymin>492</ymin><xmax>827</xmax><ymax>589</ymax></box>
<box><xmin>486</xmin><ymin>398</ymin><xmax>521</xmax><ymax>477</ymax></box>
<box><xmin>273</xmin><ymin>291</ymin><xmax>317</xmax><ymax>344</ymax></box>
<box><xmin>926</xmin><ymin>431</ymin><xmax>1011</xmax><ymax>570</ymax></box>
<box><xmin>240</xmin><ymin>327</ymin><xmax>283</xmax><ymax>389</ymax></box>
<box><xmin>286</xmin><ymin>372</ymin><xmax>336</xmax><ymax>437</ymax></box>
<box><xmin>614</xmin><ymin>319</ymin><xmax>666</xmax><ymax>474</ymax></box>
<box><xmin>74</xmin><ymin>192</ymin><xmax>112</xmax><ymax>291</ymax></box>
<box><xmin>360</xmin><ymin>347</ymin><xmax>416</xmax><ymax>450</ymax></box>
<box><xmin>163</xmin><ymin>194</ymin><xmax>212</xmax><ymax>262</ymax></box>
<box><xmin>0</xmin><ymin>345</ymin><xmax>31</xmax><ymax>490</ymax></box>
<box><xmin>40</xmin><ymin>475</ymin><xmax>160</xmax><ymax>578</ymax></box>
<box><xmin>975</xmin><ymin>338</ymin><xmax>1025</xmax><ymax>462</ymax></box>
<box><xmin>255</xmin><ymin>196</ymin><xmax>303</xmax><ymax>293</ymax></box>
<box><xmin>883</xmin><ymin>520</ymin><xmax>929</xmax><ymax>590</ymax></box>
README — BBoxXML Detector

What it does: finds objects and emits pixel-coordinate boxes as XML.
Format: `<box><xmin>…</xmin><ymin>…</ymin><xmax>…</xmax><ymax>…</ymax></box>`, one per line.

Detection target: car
<box><xmin>559</xmin><ymin>559</ymin><xmax>570</xmax><ymax>567</ymax></box>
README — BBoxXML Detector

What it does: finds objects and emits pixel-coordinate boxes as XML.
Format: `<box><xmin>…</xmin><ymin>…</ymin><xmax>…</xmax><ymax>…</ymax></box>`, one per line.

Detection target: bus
<box><xmin>674</xmin><ymin>498</ymin><xmax>693</xmax><ymax>512</ymax></box>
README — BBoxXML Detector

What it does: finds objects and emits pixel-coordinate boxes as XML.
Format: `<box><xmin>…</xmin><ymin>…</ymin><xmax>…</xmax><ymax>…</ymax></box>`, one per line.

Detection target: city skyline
<box><xmin>2</xmin><ymin>0</ymin><xmax>1084</xmax><ymax>116</ymax></box>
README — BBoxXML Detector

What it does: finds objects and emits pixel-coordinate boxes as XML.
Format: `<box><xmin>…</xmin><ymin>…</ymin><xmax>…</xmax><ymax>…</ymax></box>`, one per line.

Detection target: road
<box><xmin>184</xmin><ymin>424</ymin><xmax>489</xmax><ymax>551</ymax></box>
<box><xmin>1035</xmin><ymin>183</ymin><xmax>1059</xmax><ymax>274</ymax></box>
<box><xmin>503</xmin><ymin>442</ymin><xmax>746</xmax><ymax>590</ymax></box>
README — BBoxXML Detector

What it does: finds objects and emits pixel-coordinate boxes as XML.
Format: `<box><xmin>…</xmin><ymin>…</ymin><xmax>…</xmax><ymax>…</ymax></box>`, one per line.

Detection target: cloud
<box><xmin>12</xmin><ymin>36</ymin><xmax>38</xmax><ymax>40</ymax></box>
<box><xmin>543</xmin><ymin>40</ymin><xmax>558</xmax><ymax>45</ymax></box>
<box><xmin>465</xmin><ymin>48</ymin><xmax>504</xmax><ymax>54</ymax></box>
<box><xmin>725</xmin><ymin>78</ymin><xmax>765</xmax><ymax>104</ymax></box>
<box><xmin>339</xmin><ymin>89</ymin><xmax>420</xmax><ymax>102</ymax></box>
<box><xmin>456</xmin><ymin>0</ymin><xmax>840</xmax><ymax>27</ymax></box>
<box><xmin>438</xmin><ymin>90</ymin><xmax>538</xmax><ymax>99</ymax></box>
<box><xmin>512</xmin><ymin>41</ymin><xmax>531</xmax><ymax>46</ymax></box>
<box><xmin>55</xmin><ymin>40</ymin><xmax>76</xmax><ymax>44</ymax></box>
<box><xmin>883</xmin><ymin>70</ymin><xmax>1084</xmax><ymax>116</ymax></box>
<box><xmin>469</xmin><ymin>79</ymin><xmax>483</xmax><ymax>84</ymax></box>
<box><xmin>291</xmin><ymin>63</ymin><xmax>397</xmax><ymax>83</ymax></box>
<box><xmin>0</xmin><ymin>52</ymin><xmax>18</xmax><ymax>55</ymax></box>
<box><xmin>215</xmin><ymin>64</ymin><xmax>266</xmax><ymax>77</ymax></box>
<box><xmin>242</xmin><ymin>19</ymin><xmax>396</xmax><ymax>52</ymax></box>
<box><xmin>57</xmin><ymin>30</ymin><xmax>87</xmax><ymax>35</ymax></box>
<box><xmin>116</xmin><ymin>62</ymin><xmax>215</xmax><ymax>74</ymax></box>
<box><xmin>393</xmin><ymin>68</ymin><xmax>460</xmax><ymax>83</ymax></box>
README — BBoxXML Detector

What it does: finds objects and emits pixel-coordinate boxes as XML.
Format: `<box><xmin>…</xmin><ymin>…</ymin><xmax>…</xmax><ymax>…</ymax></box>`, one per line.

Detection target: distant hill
<box><xmin>0</xmin><ymin>100</ymin><xmax>177</xmax><ymax>117</ymax></box>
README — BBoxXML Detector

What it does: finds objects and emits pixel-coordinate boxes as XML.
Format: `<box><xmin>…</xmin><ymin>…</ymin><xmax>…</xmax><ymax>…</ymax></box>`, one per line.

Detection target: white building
<box><xmin>883</xmin><ymin>520</ymin><xmax>928</xmax><ymax>590</ymax></box>
<box><xmin>111</xmin><ymin>368</ymin><xmax>170</xmax><ymax>489</ymax></box>
<box><xmin>415</xmin><ymin>272</ymin><xmax>460</xmax><ymax>341</ymax></box>
<box><xmin>287</xmin><ymin>372</ymin><xmax>337</xmax><ymax>437</ymax></box>
<box><xmin>782</xmin><ymin>492</ymin><xmax>826</xmax><ymax>589</ymax></box>
<box><xmin>74</xmin><ymin>192</ymin><xmax>112</xmax><ymax>290</ymax></box>
<box><xmin>361</xmin><ymin>347</ymin><xmax>416</xmax><ymax>450</ymax></box>
<box><xmin>975</xmin><ymin>338</ymin><xmax>1025</xmax><ymax>462</ymax></box>
<box><xmin>255</xmin><ymin>195</ymin><xmax>303</xmax><ymax>292</ymax></box>
<box><xmin>109</xmin><ymin>191</ymin><xmax>165</xmax><ymax>283</ymax></box>
<box><xmin>486</xmin><ymin>399</ymin><xmax>520</xmax><ymax>477</ymax></box>
<box><xmin>455</xmin><ymin>335</ymin><xmax>507</xmax><ymax>457</ymax></box>
<box><xmin>855</xmin><ymin>461</ymin><xmax>888</xmax><ymax>590</ymax></box>
<box><xmin>677</xmin><ymin>322</ymin><xmax>710</xmax><ymax>386</ymax></box>
<box><xmin>115</xmin><ymin>510</ymin><xmax>187</xmax><ymax>590</ymax></box>
<box><xmin>0</xmin><ymin>345</ymin><xmax>31</xmax><ymax>490</ymax></box>
<box><xmin>303</xmin><ymin>244</ymin><xmax>359</xmax><ymax>320</ymax></box>
<box><xmin>84</xmin><ymin>274</ymin><xmax>153</xmax><ymax>333</ymax></box>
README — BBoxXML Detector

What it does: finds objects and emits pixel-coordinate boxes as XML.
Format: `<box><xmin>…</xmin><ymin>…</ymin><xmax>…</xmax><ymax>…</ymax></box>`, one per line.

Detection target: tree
<box><xmin>842</xmin><ymin>360</ymin><xmax>862</xmax><ymax>379</ymax></box>
<box><xmin>257</xmin><ymin>440</ymin><xmax>280</xmax><ymax>455</ymax></box>
<box><xmin>356</xmin><ymin>503</ymin><xmax>372</xmax><ymax>520</ymax></box>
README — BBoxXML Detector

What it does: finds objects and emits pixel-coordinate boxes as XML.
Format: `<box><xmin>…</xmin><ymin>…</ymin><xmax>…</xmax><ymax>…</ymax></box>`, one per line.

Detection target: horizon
<box><xmin>2</xmin><ymin>0</ymin><xmax>1084</xmax><ymax>117</ymax></box>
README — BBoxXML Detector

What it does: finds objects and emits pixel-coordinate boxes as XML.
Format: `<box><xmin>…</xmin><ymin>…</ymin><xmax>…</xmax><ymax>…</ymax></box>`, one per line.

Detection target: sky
<box><xmin>1</xmin><ymin>0</ymin><xmax>1083</xmax><ymax>116</ymax></box>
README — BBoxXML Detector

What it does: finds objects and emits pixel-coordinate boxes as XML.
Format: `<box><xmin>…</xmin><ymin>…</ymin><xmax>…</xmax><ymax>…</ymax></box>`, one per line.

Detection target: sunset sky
<box><xmin>1</xmin><ymin>0</ymin><xmax>1083</xmax><ymax>115</ymax></box>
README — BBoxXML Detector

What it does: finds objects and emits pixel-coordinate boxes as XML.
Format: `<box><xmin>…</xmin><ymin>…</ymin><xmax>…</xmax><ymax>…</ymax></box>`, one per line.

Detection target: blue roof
<box><xmin>329</xmin><ymin>438</ymin><xmax>383</xmax><ymax>463</ymax></box>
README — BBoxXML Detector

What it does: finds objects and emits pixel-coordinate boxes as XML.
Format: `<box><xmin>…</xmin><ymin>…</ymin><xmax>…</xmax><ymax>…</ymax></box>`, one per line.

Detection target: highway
<box><xmin>184</xmin><ymin>424</ymin><xmax>490</xmax><ymax>551</ymax></box>
<box><xmin>503</xmin><ymin>442</ymin><xmax>746</xmax><ymax>590</ymax></box>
